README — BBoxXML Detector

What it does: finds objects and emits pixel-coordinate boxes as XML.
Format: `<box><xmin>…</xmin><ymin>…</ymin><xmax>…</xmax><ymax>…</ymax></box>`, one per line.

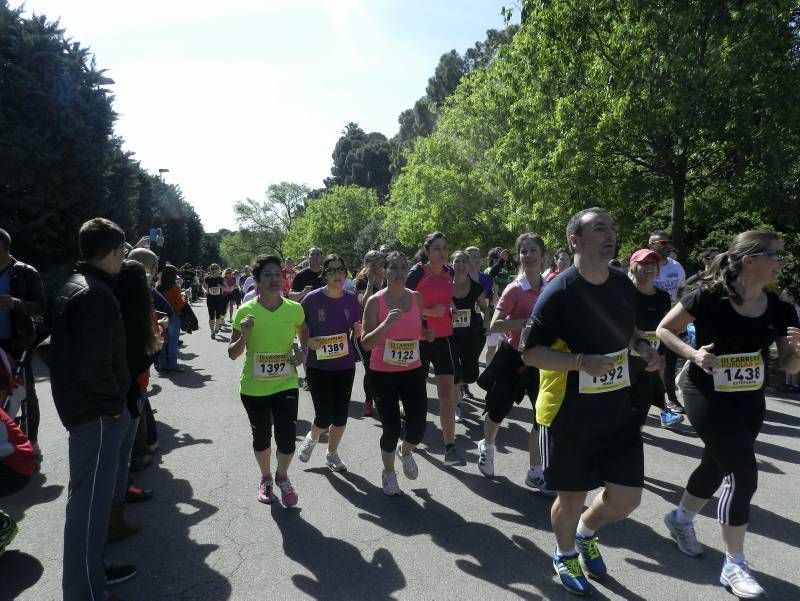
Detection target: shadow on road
<box><xmin>271</xmin><ymin>503</ymin><xmax>405</xmax><ymax>600</ymax></box>
<box><xmin>307</xmin><ymin>466</ymin><xmax>564</xmax><ymax>600</ymax></box>
<box><xmin>2</xmin><ymin>471</ymin><xmax>63</xmax><ymax>523</ymax></box>
<box><xmin>0</xmin><ymin>550</ymin><xmax>44</xmax><ymax>599</ymax></box>
<box><xmin>114</xmin><ymin>418</ymin><xmax>231</xmax><ymax>600</ymax></box>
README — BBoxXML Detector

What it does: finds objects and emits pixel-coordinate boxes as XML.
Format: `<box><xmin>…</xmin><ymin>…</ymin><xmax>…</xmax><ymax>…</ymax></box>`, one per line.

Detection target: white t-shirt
<box><xmin>652</xmin><ymin>257</ymin><xmax>686</xmax><ymax>303</ymax></box>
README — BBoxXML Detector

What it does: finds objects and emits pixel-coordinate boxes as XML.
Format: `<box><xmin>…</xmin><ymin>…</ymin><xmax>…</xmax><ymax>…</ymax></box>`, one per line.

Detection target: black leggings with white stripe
<box><xmin>682</xmin><ymin>380</ymin><xmax>763</xmax><ymax>527</ymax></box>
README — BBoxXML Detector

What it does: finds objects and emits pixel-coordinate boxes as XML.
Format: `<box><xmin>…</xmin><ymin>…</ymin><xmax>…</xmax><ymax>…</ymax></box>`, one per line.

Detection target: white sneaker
<box><xmin>455</xmin><ymin>404</ymin><xmax>463</xmax><ymax>423</ymax></box>
<box><xmin>396</xmin><ymin>443</ymin><xmax>418</xmax><ymax>480</ymax></box>
<box><xmin>720</xmin><ymin>560</ymin><xmax>765</xmax><ymax>598</ymax></box>
<box><xmin>477</xmin><ymin>439</ymin><xmax>495</xmax><ymax>477</ymax></box>
<box><xmin>382</xmin><ymin>470</ymin><xmax>402</xmax><ymax>496</ymax></box>
<box><xmin>297</xmin><ymin>434</ymin><xmax>316</xmax><ymax>463</ymax></box>
<box><xmin>525</xmin><ymin>470</ymin><xmax>556</xmax><ymax>497</ymax></box>
<box><xmin>663</xmin><ymin>510</ymin><xmax>703</xmax><ymax>557</ymax></box>
<box><xmin>325</xmin><ymin>451</ymin><xmax>347</xmax><ymax>472</ymax></box>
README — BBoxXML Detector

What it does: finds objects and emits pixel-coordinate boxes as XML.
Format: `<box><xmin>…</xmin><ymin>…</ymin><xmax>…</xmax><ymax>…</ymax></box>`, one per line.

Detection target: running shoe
<box><xmin>461</xmin><ymin>384</ymin><xmax>475</xmax><ymax>400</ymax></box>
<box><xmin>382</xmin><ymin>470</ymin><xmax>402</xmax><ymax>496</ymax></box>
<box><xmin>477</xmin><ymin>439</ymin><xmax>495</xmax><ymax>477</ymax></box>
<box><xmin>275</xmin><ymin>475</ymin><xmax>298</xmax><ymax>507</ymax></box>
<box><xmin>297</xmin><ymin>434</ymin><xmax>316</xmax><ymax>463</ymax></box>
<box><xmin>396</xmin><ymin>443</ymin><xmax>418</xmax><ymax>479</ymax></box>
<box><xmin>125</xmin><ymin>484</ymin><xmax>154</xmax><ymax>503</ymax></box>
<box><xmin>455</xmin><ymin>404</ymin><xmax>463</xmax><ymax>423</ymax></box>
<box><xmin>720</xmin><ymin>560</ymin><xmax>765</xmax><ymax>599</ymax></box>
<box><xmin>575</xmin><ymin>534</ymin><xmax>607</xmax><ymax>579</ymax></box>
<box><xmin>0</xmin><ymin>511</ymin><xmax>18</xmax><ymax>556</ymax></box>
<box><xmin>257</xmin><ymin>476</ymin><xmax>277</xmax><ymax>504</ymax></box>
<box><xmin>525</xmin><ymin>470</ymin><xmax>557</xmax><ymax>497</ymax></box>
<box><xmin>443</xmin><ymin>444</ymin><xmax>466</xmax><ymax>467</ymax></box>
<box><xmin>664</xmin><ymin>398</ymin><xmax>685</xmax><ymax>414</ymax></box>
<box><xmin>362</xmin><ymin>399</ymin><xmax>374</xmax><ymax>417</ymax></box>
<box><xmin>552</xmin><ymin>551</ymin><xmax>593</xmax><ymax>596</ymax></box>
<box><xmin>659</xmin><ymin>410</ymin><xmax>684</xmax><ymax>429</ymax></box>
<box><xmin>663</xmin><ymin>510</ymin><xmax>703</xmax><ymax>556</ymax></box>
<box><xmin>325</xmin><ymin>451</ymin><xmax>347</xmax><ymax>472</ymax></box>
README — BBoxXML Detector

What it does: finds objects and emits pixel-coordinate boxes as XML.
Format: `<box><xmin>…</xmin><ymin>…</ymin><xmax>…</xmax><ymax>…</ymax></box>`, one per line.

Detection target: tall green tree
<box><xmin>326</xmin><ymin>124</ymin><xmax>393</xmax><ymax>198</ymax></box>
<box><xmin>284</xmin><ymin>186</ymin><xmax>385</xmax><ymax>269</ymax></box>
<box><xmin>233</xmin><ymin>181</ymin><xmax>310</xmax><ymax>257</ymax></box>
<box><xmin>391</xmin><ymin>0</ymin><xmax>800</xmax><ymax>265</ymax></box>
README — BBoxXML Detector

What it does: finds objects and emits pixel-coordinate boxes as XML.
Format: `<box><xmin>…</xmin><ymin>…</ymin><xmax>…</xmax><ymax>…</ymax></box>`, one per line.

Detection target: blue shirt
<box><xmin>478</xmin><ymin>272</ymin><xmax>494</xmax><ymax>300</ymax></box>
<box><xmin>0</xmin><ymin>266</ymin><xmax>11</xmax><ymax>340</ymax></box>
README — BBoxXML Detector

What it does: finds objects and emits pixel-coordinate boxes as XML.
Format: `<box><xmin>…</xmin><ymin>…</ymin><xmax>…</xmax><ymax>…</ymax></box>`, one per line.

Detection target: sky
<box><xmin>13</xmin><ymin>0</ymin><xmax>517</xmax><ymax>232</ymax></box>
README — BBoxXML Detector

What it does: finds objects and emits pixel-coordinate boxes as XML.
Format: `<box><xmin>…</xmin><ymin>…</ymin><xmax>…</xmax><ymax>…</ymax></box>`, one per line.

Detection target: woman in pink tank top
<box><xmin>362</xmin><ymin>251</ymin><xmax>431</xmax><ymax>496</ymax></box>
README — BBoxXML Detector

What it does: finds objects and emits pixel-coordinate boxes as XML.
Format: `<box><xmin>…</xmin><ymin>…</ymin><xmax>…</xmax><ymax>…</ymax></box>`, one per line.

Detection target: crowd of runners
<box><xmin>1</xmin><ymin>209</ymin><xmax>799</xmax><ymax>600</ymax></box>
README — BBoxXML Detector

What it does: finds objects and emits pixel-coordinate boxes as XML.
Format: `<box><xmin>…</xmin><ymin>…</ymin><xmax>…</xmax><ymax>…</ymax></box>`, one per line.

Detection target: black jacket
<box><xmin>50</xmin><ymin>263</ymin><xmax>130</xmax><ymax>428</ymax></box>
<box><xmin>0</xmin><ymin>257</ymin><xmax>46</xmax><ymax>352</ymax></box>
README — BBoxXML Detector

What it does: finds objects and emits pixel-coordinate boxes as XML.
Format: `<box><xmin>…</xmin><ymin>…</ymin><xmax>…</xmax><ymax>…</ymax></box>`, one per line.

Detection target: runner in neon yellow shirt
<box><xmin>229</xmin><ymin>255</ymin><xmax>307</xmax><ymax>507</ymax></box>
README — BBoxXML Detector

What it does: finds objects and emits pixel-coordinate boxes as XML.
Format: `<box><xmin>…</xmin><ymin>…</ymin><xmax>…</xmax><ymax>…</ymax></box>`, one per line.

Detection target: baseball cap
<box><xmin>630</xmin><ymin>248</ymin><xmax>661</xmax><ymax>264</ymax></box>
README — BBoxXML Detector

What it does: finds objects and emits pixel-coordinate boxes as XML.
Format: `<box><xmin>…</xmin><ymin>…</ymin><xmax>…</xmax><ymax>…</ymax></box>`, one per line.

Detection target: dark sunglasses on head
<box><xmin>750</xmin><ymin>250</ymin><xmax>785</xmax><ymax>261</ymax></box>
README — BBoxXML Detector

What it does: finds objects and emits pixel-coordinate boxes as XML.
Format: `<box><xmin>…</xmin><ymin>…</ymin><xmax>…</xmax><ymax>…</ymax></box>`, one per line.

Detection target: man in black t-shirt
<box><xmin>522</xmin><ymin>207</ymin><xmax>659</xmax><ymax>596</ymax></box>
<box><xmin>289</xmin><ymin>246</ymin><xmax>324</xmax><ymax>301</ymax></box>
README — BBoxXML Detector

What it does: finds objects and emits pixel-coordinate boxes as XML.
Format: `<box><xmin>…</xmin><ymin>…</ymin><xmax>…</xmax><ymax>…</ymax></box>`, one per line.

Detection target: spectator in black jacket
<box><xmin>0</xmin><ymin>228</ymin><xmax>45</xmax><ymax>461</ymax></box>
<box><xmin>50</xmin><ymin>218</ymin><xmax>137</xmax><ymax>600</ymax></box>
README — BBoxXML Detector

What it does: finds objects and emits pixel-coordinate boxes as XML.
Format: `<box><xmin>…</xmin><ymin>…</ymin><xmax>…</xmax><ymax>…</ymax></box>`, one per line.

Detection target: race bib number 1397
<box><xmin>253</xmin><ymin>352</ymin><xmax>292</xmax><ymax>380</ymax></box>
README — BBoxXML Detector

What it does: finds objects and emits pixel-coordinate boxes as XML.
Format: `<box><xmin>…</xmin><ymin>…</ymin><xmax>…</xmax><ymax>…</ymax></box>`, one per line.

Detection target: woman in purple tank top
<box><xmin>362</xmin><ymin>252</ymin><xmax>433</xmax><ymax>496</ymax></box>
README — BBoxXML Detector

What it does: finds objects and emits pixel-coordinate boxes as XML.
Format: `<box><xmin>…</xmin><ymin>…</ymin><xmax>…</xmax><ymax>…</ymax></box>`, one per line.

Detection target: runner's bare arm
<box><xmin>489</xmin><ymin>308</ymin><xmax>526</xmax><ymax>333</ymax></box>
<box><xmin>657</xmin><ymin>303</ymin><xmax>715</xmax><ymax>373</ymax></box>
<box><xmin>522</xmin><ymin>345</ymin><xmax>614</xmax><ymax>376</ymax></box>
<box><xmin>777</xmin><ymin>328</ymin><xmax>800</xmax><ymax>373</ymax></box>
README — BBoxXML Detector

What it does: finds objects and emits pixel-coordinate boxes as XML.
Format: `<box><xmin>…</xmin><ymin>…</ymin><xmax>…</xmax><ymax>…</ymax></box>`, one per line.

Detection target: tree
<box><xmin>391</xmin><ymin>0</ymin><xmax>800</xmax><ymax>269</ymax></box>
<box><xmin>232</xmin><ymin>182</ymin><xmax>310</xmax><ymax>257</ymax></box>
<box><xmin>0</xmin><ymin>2</ymin><xmax>207</xmax><ymax>279</ymax></box>
<box><xmin>284</xmin><ymin>186</ymin><xmax>385</xmax><ymax>269</ymax></box>
<box><xmin>425</xmin><ymin>50</ymin><xmax>467</xmax><ymax>106</ymax></box>
<box><xmin>326</xmin><ymin>124</ymin><xmax>393</xmax><ymax>198</ymax></box>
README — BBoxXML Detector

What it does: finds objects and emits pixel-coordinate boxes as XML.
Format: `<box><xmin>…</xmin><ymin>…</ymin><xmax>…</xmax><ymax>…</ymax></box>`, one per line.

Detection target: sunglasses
<box><xmin>653</xmin><ymin>239</ymin><xmax>672</xmax><ymax>246</ymax></box>
<box><xmin>750</xmin><ymin>250</ymin><xmax>785</xmax><ymax>261</ymax></box>
<box><xmin>324</xmin><ymin>266</ymin><xmax>347</xmax><ymax>274</ymax></box>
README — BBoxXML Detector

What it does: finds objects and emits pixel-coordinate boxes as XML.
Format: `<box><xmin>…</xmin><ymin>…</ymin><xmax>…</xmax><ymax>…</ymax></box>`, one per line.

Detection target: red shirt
<box><xmin>1</xmin><ymin>407</ymin><xmax>35</xmax><ymax>477</ymax></box>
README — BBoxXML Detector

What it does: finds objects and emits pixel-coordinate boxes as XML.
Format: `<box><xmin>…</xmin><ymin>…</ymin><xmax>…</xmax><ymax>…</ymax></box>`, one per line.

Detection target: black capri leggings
<box><xmin>683</xmin><ymin>380</ymin><xmax>763</xmax><ymax>526</ymax></box>
<box><xmin>373</xmin><ymin>367</ymin><xmax>428</xmax><ymax>453</ymax></box>
<box><xmin>306</xmin><ymin>367</ymin><xmax>356</xmax><ymax>429</ymax></box>
<box><xmin>207</xmin><ymin>297</ymin><xmax>227</xmax><ymax>320</ymax></box>
<box><xmin>240</xmin><ymin>389</ymin><xmax>299</xmax><ymax>454</ymax></box>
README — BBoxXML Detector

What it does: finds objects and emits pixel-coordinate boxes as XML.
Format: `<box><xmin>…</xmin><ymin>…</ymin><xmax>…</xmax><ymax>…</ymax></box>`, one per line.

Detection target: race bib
<box><xmin>631</xmin><ymin>331</ymin><xmax>659</xmax><ymax>357</ymax></box>
<box><xmin>713</xmin><ymin>352</ymin><xmax>764</xmax><ymax>392</ymax></box>
<box><xmin>452</xmin><ymin>309</ymin><xmax>471</xmax><ymax>329</ymax></box>
<box><xmin>316</xmin><ymin>333</ymin><xmax>348</xmax><ymax>360</ymax></box>
<box><xmin>252</xmin><ymin>352</ymin><xmax>293</xmax><ymax>380</ymax></box>
<box><xmin>209</xmin><ymin>286</ymin><xmax>221</xmax><ymax>296</ymax></box>
<box><xmin>578</xmin><ymin>349</ymin><xmax>630</xmax><ymax>394</ymax></box>
<box><xmin>383</xmin><ymin>339</ymin><xmax>420</xmax><ymax>367</ymax></box>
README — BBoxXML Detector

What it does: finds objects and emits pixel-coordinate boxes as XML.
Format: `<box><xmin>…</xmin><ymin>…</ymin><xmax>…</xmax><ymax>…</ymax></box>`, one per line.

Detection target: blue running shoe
<box><xmin>552</xmin><ymin>551</ymin><xmax>593</xmax><ymax>596</ymax></box>
<box><xmin>659</xmin><ymin>410</ymin><xmax>684</xmax><ymax>429</ymax></box>
<box><xmin>575</xmin><ymin>534</ymin><xmax>607</xmax><ymax>579</ymax></box>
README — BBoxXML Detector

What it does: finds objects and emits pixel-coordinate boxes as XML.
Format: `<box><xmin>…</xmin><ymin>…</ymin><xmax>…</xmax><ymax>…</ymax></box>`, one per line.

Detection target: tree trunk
<box><xmin>671</xmin><ymin>154</ymin><xmax>688</xmax><ymax>264</ymax></box>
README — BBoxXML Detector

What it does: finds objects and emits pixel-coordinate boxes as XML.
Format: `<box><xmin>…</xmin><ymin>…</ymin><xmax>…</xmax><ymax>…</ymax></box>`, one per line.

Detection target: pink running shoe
<box><xmin>258</xmin><ymin>476</ymin><xmax>277</xmax><ymax>504</ymax></box>
<box><xmin>275</xmin><ymin>475</ymin><xmax>298</xmax><ymax>507</ymax></box>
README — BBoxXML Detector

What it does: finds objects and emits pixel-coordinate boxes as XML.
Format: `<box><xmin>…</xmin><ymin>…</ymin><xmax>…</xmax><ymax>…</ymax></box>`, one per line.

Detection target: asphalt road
<box><xmin>4</xmin><ymin>303</ymin><xmax>800</xmax><ymax>601</ymax></box>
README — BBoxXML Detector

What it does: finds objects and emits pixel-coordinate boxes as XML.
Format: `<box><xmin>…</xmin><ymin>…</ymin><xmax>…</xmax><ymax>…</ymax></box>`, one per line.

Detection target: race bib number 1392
<box><xmin>578</xmin><ymin>349</ymin><xmax>630</xmax><ymax>394</ymax></box>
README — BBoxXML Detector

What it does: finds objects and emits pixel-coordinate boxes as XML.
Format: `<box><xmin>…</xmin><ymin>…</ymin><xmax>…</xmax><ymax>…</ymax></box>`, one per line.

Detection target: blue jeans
<box><xmin>158</xmin><ymin>316</ymin><xmax>181</xmax><ymax>369</ymax></box>
<box><xmin>113</xmin><ymin>395</ymin><xmax>144</xmax><ymax>506</ymax></box>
